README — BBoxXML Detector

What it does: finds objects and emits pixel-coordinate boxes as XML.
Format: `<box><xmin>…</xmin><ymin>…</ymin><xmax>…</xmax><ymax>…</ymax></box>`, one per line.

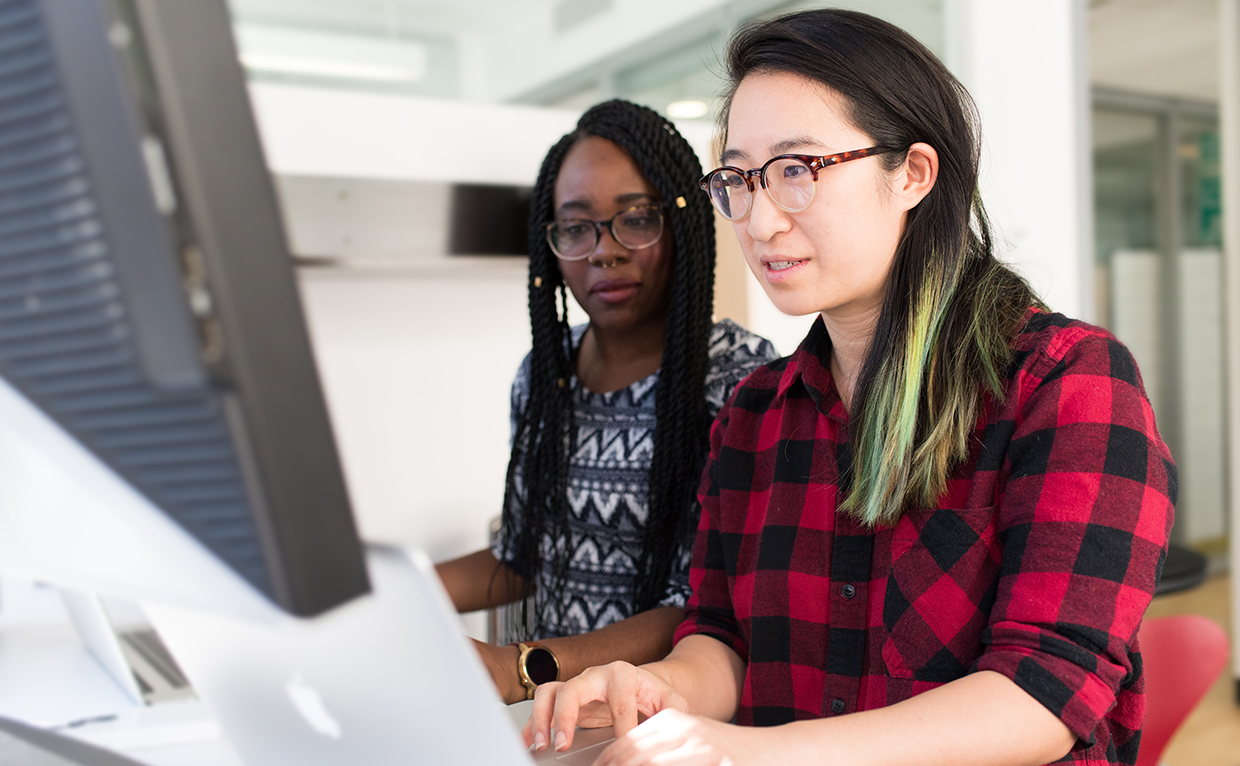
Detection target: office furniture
<box><xmin>1135</xmin><ymin>614</ymin><xmax>1229</xmax><ymax>766</ymax></box>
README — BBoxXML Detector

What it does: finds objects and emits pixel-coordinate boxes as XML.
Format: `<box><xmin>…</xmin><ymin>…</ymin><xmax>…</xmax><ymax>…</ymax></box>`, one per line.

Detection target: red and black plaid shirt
<box><xmin>674</xmin><ymin>310</ymin><xmax>1175</xmax><ymax>765</ymax></box>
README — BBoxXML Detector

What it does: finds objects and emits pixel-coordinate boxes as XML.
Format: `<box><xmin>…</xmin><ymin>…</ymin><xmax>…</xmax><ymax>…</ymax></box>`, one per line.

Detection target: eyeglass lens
<box><xmin>548</xmin><ymin>205</ymin><xmax>664</xmax><ymax>260</ymax></box>
<box><xmin>706</xmin><ymin>158</ymin><xmax>816</xmax><ymax>221</ymax></box>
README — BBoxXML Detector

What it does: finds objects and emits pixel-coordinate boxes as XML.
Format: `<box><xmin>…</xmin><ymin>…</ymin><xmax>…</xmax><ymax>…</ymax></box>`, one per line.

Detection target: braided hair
<box><xmin>498</xmin><ymin>99</ymin><xmax>717</xmax><ymax>637</ymax></box>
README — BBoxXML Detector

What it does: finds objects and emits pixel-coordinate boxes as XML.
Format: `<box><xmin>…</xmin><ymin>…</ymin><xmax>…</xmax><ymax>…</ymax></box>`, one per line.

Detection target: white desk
<box><xmin>0</xmin><ymin>578</ymin><xmax>241</xmax><ymax>766</ymax></box>
<box><xmin>0</xmin><ymin>578</ymin><xmax>539</xmax><ymax>765</ymax></box>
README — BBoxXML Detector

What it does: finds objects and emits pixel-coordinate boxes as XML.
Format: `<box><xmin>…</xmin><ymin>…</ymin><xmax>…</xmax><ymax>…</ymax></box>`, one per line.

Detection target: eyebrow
<box><xmin>557</xmin><ymin>192</ymin><xmax>655</xmax><ymax>215</ymax></box>
<box><xmin>720</xmin><ymin>135</ymin><xmax>828</xmax><ymax>167</ymax></box>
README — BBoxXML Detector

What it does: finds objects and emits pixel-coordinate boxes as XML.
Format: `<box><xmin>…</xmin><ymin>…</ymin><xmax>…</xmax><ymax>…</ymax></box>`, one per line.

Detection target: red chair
<box><xmin>1136</xmin><ymin>614</ymin><xmax>1230</xmax><ymax>766</ymax></box>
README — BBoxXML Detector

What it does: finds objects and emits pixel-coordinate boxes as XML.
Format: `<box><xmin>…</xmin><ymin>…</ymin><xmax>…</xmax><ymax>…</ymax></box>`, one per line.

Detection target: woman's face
<box><xmin>553</xmin><ymin>136</ymin><xmax>673</xmax><ymax>337</ymax></box>
<box><xmin>723</xmin><ymin>71</ymin><xmax>910</xmax><ymax>321</ymax></box>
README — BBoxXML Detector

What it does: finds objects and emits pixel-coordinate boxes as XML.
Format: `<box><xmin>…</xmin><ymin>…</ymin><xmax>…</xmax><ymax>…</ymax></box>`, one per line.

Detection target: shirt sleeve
<box><xmin>673</xmin><ymin>396</ymin><xmax>749</xmax><ymax>660</ymax></box>
<box><xmin>490</xmin><ymin>353</ymin><xmax>533</xmax><ymax>576</ymax></box>
<box><xmin>975</xmin><ymin>327</ymin><xmax>1175</xmax><ymax>746</ymax></box>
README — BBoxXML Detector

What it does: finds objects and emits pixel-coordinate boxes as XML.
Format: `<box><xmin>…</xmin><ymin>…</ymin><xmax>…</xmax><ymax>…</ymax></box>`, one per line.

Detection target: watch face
<box><xmin>525</xmin><ymin>647</ymin><xmax>558</xmax><ymax>685</ymax></box>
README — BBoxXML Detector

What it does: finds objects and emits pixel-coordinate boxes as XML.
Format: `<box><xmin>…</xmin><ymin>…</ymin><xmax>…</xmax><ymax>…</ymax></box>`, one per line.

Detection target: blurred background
<box><xmin>216</xmin><ymin>3</ymin><xmax>1237</xmax><ymax>758</ymax></box>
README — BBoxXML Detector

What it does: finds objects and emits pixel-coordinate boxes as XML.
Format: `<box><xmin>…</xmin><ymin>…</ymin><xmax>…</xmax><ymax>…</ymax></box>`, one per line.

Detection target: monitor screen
<box><xmin>448</xmin><ymin>183</ymin><xmax>531</xmax><ymax>256</ymax></box>
<box><xmin>0</xmin><ymin>0</ymin><xmax>369</xmax><ymax>617</ymax></box>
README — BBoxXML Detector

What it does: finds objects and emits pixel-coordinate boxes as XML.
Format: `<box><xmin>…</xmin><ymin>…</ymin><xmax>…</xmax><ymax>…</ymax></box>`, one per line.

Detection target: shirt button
<box><xmin>830</xmin><ymin>698</ymin><xmax>846</xmax><ymax>714</ymax></box>
<box><xmin>841</xmin><ymin>584</ymin><xmax>856</xmax><ymax>599</ymax></box>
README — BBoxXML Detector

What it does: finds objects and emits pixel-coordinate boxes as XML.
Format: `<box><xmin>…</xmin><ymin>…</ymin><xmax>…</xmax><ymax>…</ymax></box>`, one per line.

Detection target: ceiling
<box><xmin>224</xmin><ymin>0</ymin><xmax>1223</xmax><ymax>112</ymax></box>
<box><xmin>226</xmin><ymin>0</ymin><xmax>537</xmax><ymax>37</ymax></box>
<box><xmin>1089</xmin><ymin>0</ymin><xmax>1219</xmax><ymax>104</ymax></box>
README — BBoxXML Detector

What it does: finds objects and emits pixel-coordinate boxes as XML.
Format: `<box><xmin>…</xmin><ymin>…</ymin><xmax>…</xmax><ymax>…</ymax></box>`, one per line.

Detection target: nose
<box><xmin>745</xmin><ymin>186</ymin><xmax>792</xmax><ymax>243</ymax></box>
<box><xmin>587</xmin><ymin>223</ymin><xmax>629</xmax><ymax>267</ymax></box>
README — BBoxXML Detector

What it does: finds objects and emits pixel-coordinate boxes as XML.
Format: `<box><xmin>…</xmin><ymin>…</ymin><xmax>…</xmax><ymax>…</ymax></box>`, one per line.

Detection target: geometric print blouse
<box><xmin>493</xmin><ymin>319</ymin><xmax>777</xmax><ymax>638</ymax></box>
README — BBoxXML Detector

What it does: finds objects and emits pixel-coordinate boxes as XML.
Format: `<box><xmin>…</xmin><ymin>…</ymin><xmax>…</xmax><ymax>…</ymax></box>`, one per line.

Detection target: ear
<box><xmin>892</xmin><ymin>142</ymin><xmax>938</xmax><ymax>211</ymax></box>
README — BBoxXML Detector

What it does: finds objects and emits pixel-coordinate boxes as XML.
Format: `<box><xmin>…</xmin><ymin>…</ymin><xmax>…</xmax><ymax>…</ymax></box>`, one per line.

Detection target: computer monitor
<box><xmin>0</xmin><ymin>0</ymin><xmax>369</xmax><ymax>618</ymax></box>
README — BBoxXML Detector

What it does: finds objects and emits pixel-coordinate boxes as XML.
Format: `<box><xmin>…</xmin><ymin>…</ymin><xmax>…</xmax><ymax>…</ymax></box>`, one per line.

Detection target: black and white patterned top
<box><xmin>492</xmin><ymin>319</ymin><xmax>778</xmax><ymax>638</ymax></box>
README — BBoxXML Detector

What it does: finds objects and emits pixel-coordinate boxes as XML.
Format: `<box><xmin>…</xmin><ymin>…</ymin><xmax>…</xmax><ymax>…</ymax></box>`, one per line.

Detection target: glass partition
<box><xmin>1093</xmin><ymin>94</ymin><xmax>1225</xmax><ymax>550</ymax></box>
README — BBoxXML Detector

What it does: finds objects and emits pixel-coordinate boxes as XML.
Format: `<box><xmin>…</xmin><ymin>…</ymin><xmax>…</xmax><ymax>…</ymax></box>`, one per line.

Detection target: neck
<box><xmin>576</xmin><ymin>317</ymin><xmax>667</xmax><ymax>393</ymax></box>
<box><xmin>821</xmin><ymin>304</ymin><xmax>881</xmax><ymax>410</ymax></box>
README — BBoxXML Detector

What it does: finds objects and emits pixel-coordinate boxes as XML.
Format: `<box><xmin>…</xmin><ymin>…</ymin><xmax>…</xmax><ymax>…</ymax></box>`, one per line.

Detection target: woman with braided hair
<box><xmin>436</xmin><ymin>99</ymin><xmax>776</xmax><ymax>705</ymax></box>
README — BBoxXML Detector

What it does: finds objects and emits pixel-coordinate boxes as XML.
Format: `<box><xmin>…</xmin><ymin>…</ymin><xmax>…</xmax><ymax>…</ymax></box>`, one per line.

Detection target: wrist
<box><xmin>486</xmin><ymin>642</ymin><xmax>525</xmax><ymax>704</ymax></box>
<box><xmin>512</xmin><ymin>641</ymin><xmax>560</xmax><ymax>700</ymax></box>
<box><xmin>640</xmin><ymin>660</ymin><xmax>677</xmax><ymax>691</ymax></box>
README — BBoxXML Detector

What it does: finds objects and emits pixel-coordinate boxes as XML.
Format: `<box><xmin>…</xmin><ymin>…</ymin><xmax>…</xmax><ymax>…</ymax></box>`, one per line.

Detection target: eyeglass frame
<box><xmin>543</xmin><ymin>202</ymin><xmax>669</xmax><ymax>261</ymax></box>
<box><xmin>699</xmin><ymin>146</ymin><xmax>897</xmax><ymax>220</ymax></box>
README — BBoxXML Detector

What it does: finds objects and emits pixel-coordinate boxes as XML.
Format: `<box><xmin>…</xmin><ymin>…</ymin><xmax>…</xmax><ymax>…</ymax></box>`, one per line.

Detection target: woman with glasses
<box><xmin>523</xmin><ymin>10</ymin><xmax>1173</xmax><ymax>766</ymax></box>
<box><xmin>436</xmin><ymin>99</ymin><xmax>777</xmax><ymax>704</ymax></box>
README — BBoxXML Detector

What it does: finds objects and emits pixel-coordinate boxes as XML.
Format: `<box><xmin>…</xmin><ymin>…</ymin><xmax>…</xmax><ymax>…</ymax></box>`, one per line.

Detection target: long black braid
<box><xmin>498</xmin><ymin>100</ymin><xmax>717</xmax><ymax>637</ymax></box>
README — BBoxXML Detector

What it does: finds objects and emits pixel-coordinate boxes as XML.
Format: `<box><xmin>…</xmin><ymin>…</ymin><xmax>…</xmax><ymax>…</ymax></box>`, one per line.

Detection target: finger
<box><xmin>606</xmin><ymin>664</ymin><xmax>641</xmax><ymax>739</ymax></box>
<box><xmin>592</xmin><ymin>716</ymin><xmax>686</xmax><ymax>766</ymax></box>
<box><xmin>524</xmin><ymin>681</ymin><xmax>562</xmax><ymax>751</ymax></box>
<box><xmin>549</xmin><ymin>678</ymin><xmax>593</xmax><ymax>751</ymax></box>
<box><xmin>658</xmin><ymin>689</ymin><xmax>691</xmax><ymax>716</ymax></box>
<box><xmin>592</xmin><ymin>731</ymin><xmax>649</xmax><ymax>766</ymax></box>
<box><xmin>576</xmin><ymin>699</ymin><xmax>622</xmax><ymax>730</ymax></box>
<box><xmin>549</xmin><ymin>664</ymin><xmax>642</xmax><ymax>751</ymax></box>
<box><xmin>597</xmin><ymin>713</ymin><xmax>724</xmax><ymax>766</ymax></box>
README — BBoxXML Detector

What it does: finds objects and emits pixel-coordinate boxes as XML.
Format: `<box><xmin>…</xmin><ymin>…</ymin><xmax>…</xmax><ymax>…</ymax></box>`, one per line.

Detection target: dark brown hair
<box><xmin>720</xmin><ymin>10</ymin><xmax>1040</xmax><ymax>524</ymax></box>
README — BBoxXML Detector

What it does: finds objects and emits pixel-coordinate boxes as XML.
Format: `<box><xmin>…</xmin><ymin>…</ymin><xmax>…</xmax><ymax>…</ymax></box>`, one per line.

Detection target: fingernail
<box><xmin>533</xmin><ymin>732</ymin><xmax>547</xmax><ymax>751</ymax></box>
<box><xmin>554</xmin><ymin>729</ymin><xmax>567</xmax><ymax>751</ymax></box>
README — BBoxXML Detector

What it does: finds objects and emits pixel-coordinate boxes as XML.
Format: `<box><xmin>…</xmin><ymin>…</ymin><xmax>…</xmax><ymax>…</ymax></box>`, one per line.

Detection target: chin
<box><xmin>761</xmin><ymin>289</ymin><xmax>825</xmax><ymax>318</ymax></box>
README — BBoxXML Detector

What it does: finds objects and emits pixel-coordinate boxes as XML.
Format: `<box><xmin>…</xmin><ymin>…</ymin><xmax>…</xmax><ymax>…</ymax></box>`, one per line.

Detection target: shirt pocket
<box><xmin>881</xmin><ymin>506</ymin><xmax>1000</xmax><ymax>682</ymax></box>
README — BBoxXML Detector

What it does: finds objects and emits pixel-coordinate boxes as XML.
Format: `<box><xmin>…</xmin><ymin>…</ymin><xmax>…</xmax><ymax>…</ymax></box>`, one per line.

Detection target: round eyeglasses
<box><xmin>545</xmin><ymin>203</ymin><xmax>666</xmax><ymax>261</ymax></box>
<box><xmin>699</xmin><ymin>146</ymin><xmax>895</xmax><ymax>221</ymax></box>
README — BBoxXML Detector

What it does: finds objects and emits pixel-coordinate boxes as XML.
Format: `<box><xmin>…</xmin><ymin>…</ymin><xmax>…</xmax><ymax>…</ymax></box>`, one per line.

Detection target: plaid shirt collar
<box><xmin>778</xmin><ymin>308</ymin><xmax>1049</xmax><ymax>420</ymax></box>
<box><xmin>777</xmin><ymin>315</ymin><xmax>848</xmax><ymax>421</ymax></box>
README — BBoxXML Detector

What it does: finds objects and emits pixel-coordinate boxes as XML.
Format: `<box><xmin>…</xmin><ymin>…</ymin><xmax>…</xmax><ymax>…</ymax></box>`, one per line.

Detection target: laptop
<box><xmin>143</xmin><ymin>544</ymin><xmax>615</xmax><ymax>765</ymax></box>
<box><xmin>58</xmin><ymin>588</ymin><xmax>194</xmax><ymax>707</ymax></box>
<box><xmin>0</xmin><ymin>715</ymin><xmax>150</xmax><ymax>766</ymax></box>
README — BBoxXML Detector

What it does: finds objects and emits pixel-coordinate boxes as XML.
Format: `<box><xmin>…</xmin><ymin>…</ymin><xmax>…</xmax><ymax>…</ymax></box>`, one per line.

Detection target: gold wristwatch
<box><xmin>514</xmin><ymin>641</ymin><xmax>559</xmax><ymax>700</ymax></box>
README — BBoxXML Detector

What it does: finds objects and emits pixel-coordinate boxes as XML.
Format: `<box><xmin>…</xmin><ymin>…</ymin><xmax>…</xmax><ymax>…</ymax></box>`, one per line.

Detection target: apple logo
<box><xmin>286</xmin><ymin>672</ymin><xmax>343</xmax><ymax>740</ymax></box>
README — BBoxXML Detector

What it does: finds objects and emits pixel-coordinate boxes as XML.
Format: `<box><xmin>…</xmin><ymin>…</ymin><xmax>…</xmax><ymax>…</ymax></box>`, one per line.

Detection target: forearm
<box><xmin>435</xmin><ymin>549</ymin><xmax>529</xmax><ymax>613</ymax></box>
<box><xmin>642</xmin><ymin>634</ymin><xmax>746</xmax><ymax>722</ymax></box>
<box><xmin>484</xmin><ymin>606</ymin><xmax>687</xmax><ymax>704</ymax></box>
<box><xmin>770</xmin><ymin>670</ymin><xmax>1075</xmax><ymax>766</ymax></box>
<box><xmin>524</xmin><ymin>632</ymin><xmax>748</xmax><ymax>747</ymax></box>
<box><xmin>542</xmin><ymin>605</ymin><xmax>685</xmax><ymax>680</ymax></box>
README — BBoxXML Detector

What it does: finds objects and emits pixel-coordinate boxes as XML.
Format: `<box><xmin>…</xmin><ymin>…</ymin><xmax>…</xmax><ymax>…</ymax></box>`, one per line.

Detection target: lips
<box><xmin>590</xmin><ymin>278</ymin><xmax>640</xmax><ymax>304</ymax></box>
<box><xmin>759</xmin><ymin>256</ymin><xmax>808</xmax><ymax>282</ymax></box>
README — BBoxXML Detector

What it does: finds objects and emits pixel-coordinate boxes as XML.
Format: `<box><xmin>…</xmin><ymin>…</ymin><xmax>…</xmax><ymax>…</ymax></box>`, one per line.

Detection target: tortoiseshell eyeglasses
<box><xmin>699</xmin><ymin>146</ymin><xmax>895</xmax><ymax>221</ymax></box>
<box><xmin>545</xmin><ymin>203</ymin><xmax>667</xmax><ymax>261</ymax></box>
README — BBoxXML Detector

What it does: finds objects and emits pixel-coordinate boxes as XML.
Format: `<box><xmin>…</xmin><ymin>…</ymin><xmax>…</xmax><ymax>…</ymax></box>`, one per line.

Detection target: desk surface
<box><xmin>0</xmin><ymin>578</ymin><xmax>541</xmax><ymax>766</ymax></box>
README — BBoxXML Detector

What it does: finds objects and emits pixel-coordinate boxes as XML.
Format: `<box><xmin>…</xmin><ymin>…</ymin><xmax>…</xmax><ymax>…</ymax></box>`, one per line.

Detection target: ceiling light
<box><xmin>234</xmin><ymin>25</ymin><xmax>427</xmax><ymax>85</ymax></box>
<box><xmin>239</xmin><ymin>53</ymin><xmax>423</xmax><ymax>83</ymax></box>
<box><xmin>667</xmin><ymin>100</ymin><xmax>708</xmax><ymax>119</ymax></box>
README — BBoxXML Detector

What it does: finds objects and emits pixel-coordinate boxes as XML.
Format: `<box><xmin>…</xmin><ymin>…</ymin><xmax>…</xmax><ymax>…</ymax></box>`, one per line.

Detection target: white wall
<box><xmin>296</xmin><ymin>265</ymin><xmax>528</xmax><ymax>560</ymax></box>
<box><xmin>249</xmin><ymin>83</ymin><xmax>581</xmax><ymax>185</ymax></box>
<box><xmin>945</xmin><ymin>0</ymin><xmax>1093</xmax><ymax>321</ymax></box>
<box><xmin>1218</xmin><ymin>0</ymin><xmax>1240</xmax><ymax>694</ymax></box>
